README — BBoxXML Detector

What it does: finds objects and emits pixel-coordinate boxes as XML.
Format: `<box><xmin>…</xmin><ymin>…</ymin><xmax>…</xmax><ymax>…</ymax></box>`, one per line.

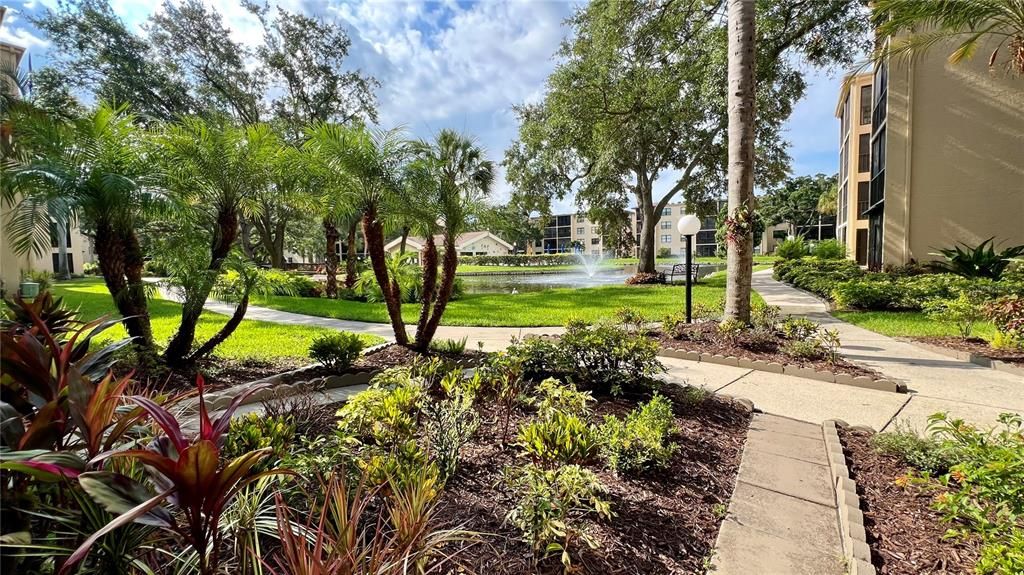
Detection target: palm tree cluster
<box><xmin>2</xmin><ymin>98</ymin><xmax>493</xmax><ymax>364</ymax></box>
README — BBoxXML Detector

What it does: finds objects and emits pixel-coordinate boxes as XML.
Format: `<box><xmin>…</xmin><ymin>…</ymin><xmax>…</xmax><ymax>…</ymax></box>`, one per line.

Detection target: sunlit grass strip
<box><xmin>52</xmin><ymin>279</ymin><xmax>383</xmax><ymax>361</ymax></box>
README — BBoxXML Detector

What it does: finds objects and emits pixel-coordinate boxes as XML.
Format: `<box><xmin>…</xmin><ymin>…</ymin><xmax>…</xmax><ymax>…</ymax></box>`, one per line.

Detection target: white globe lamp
<box><xmin>676</xmin><ymin>214</ymin><xmax>701</xmax><ymax>323</ymax></box>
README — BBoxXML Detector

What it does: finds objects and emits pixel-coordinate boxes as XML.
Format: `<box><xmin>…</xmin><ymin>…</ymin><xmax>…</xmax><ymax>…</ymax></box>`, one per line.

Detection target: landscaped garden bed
<box><xmin>1</xmin><ymin>307</ymin><xmax>751</xmax><ymax>574</ymax></box>
<box><xmin>645</xmin><ymin>304</ymin><xmax>883</xmax><ymax>380</ymax></box>
<box><xmin>839</xmin><ymin>415</ymin><xmax>1023</xmax><ymax>575</ymax></box>
<box><xmin>910</xmin><ymin>337</ymin><xmax>1024</xmax><ymax>366</ymax></box>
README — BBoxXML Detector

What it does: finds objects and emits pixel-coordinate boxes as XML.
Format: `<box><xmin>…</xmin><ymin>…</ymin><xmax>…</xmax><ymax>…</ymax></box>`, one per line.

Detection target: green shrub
<box><xmin>479</xmin><ymin>350</ymin><xmax>529</xmax><ymax>441</ymax></box>
<box><xmin>82</xmin><ymin>261</ymin><xmax>100</xmax><ymax>276</ymax></box>
<box><xmin>870</xmin><ymin>426</ymin><xmax>954</xmax><ymax>475</ymax></box>
<box><xmin>716</xmin><ymin>318</ymin><xmax>747</xmax><ymax>343</ymax></box>
<box><xmin>923</xmin><ymin>293</ymin><xmax>986</xmax><ymax>340</ymax></box>
<box><xmin>358</xmin><ymin>439</ymin><xmax>439</xmax><ymax>491</ymax></box>
<box><xmin>518</xmin><ymin>411</ymin><xmax>603</xmax><ymax>467</ymax></box>
<box><xmin>308</xmin><ymin>331</ymin><xmax>365</xmax><ymax>369</ymax></box>
<box><xmin>832</xmin><ymin>278</ymin><xmax>903</xmax><ymax>310</ymax></box>
<box><xmin>780</xmin><ymin>339</ymin><xmax>823</xmax><ymax>359</ymax></box>
<box><xmin>143</xmin><ymin>259</ymin><xmax>169</xmax><ymax>277</ymax></box>
<box><xmin>337</xmin><ymin>368</ymin><xmax>425</xmax><ymax>445</ymax></box>
<box><xmin>533</xmin><ymin>378</ymin><xmax>594</xmax><ymax>419</ymax></box>
<box><xmin>985</xmin><ymin>295</ymin><xmax>1024</xmax><ymax>350</ymax></box>
<box><xmin>657</xmin><ymin>246</ymin><xmax>673</xmax><ymax>259</ymax></box>
<box><xmin>817</xmin><ymin>328</ymin><xmax>841</xmax><ymax>363</ymax></box>
<box><xmin>812</xmin><ymin>239</ymin><xmax>846</xmax><ymax>260</ymax></box>
<box><xmin>223</xmin><ymin>413</ymin><xmax>296</xmax><ymax>471</ymax></box>
<box><xmin>424</xmin><ymin>391</ymin><xmax>479</xmax><ymax>484</ymax></box>
<box><xmin>505</xmin><ymin>336</ymin><xmax>565</xmax><ymax>381</ymax></box>
<box><xmin>624</xmin><ymin>271</ymin><xmax>666</xmax><ymax>284</ymax></box>
<box><xmin>505</xmin><ymin>463</ymin><xmax>612</xmax><ymax>568</ymax></box>
<box><xmin>775</xmin><ymin>237</ymin><xmax>808</xmax><ymax>260</ymax></box>
<box><xmin>429</xmin><ymin>336</ymin><xmax>467</xmax><ymax>355</ymax></box>
<box><xmin>751</xmin><ymin>303</ymin><xmax>782</xmax><ymax>332</ymax></box>
<box><xmin>614</xmin><ymin>306</ymin><xmax>648</xmax><ymax>333</ymax></box>
<box><xmin>775</xmin><ymin>257</ymin><xmax>864</xmax><ymax>298</ymax></box>
<box><xmin>558</xmin><ymin>320</ymin><xmax>664</xmax><ymax>395</ymax></box>
<box><xmin>781</xmin><ymin>316</ymin><xmax>819</xmax><ymax>341</ymax></box>
<box><xmin>460</xmin><ymin>253</ymin><xmax>579</xmax><ymax>267</ymax></box>
<box><xmin>924</xmin><ymin>412</ymin><xmax>1024</xmax><ymax>574</ymax></box>
<box><xmin>599</xmin><ymin>394</ymin><xmax>678</xmax><ymax>474</ymax></box>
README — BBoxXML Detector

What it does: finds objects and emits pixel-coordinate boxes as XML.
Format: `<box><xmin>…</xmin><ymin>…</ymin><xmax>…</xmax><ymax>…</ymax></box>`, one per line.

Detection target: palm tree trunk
<box><xmin>345</xmin><ymin>220</ymin><xmax>358</xmax><ymax>289</ymax></box>
<box><xmin>55</xmin><ymin>218</ymin><xmax>70</xmax><ymax>280</ymax></box>
<box><xmin>724</xmin><ymin>0</ymin><xmax>756</xmax><ymax>324</ymax></box>
<box><xmin>363</xmin><ymin>206</ymin><xmax>408</xmax><ymax>345</ymax></box>
<box><xmin>420</xmin><ymin>232</ymin><xmax>457</xmax><ymax>347</ymax></box>
<box><xmin>94</xmin><ymin>221</ymin><xmax>155</xmax><ymax>357</ymax></box>
<box><xmin>414</xmin><ymin>235</ymin><xmax>439</xmax><ymax>350</ymax></box>
<box><xmin>164</xmin><ymin>208</ymin><xmax>238</xmax><ymax>365</ymax></box>
<box><xmin>188</xmin><ymin>292</ymin><xmax>249</xmax><ymax>362</ymax></box>
<box><xmin>399</xmin><ymin>225</ymin><xmax>410</xmax><ymax>254</ymax></box>
<box><xmin>324</xmin><ymin>219</ymin><xmax>339</xmax><ymax>298</ymax></box>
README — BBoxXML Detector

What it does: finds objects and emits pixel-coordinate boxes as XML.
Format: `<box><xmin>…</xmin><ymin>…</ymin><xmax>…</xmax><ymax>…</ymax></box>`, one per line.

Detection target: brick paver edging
<box><xmin>901</xmin><ymin>339</ymin><xmax>1024</xmax><ymax>378</ymax></box>
<box><xmin>657</xmin><ymin>347</ymin><xmax>907</xmax><ymax>393</ymax></box>
<box><xmin>823</xmin><ymin>419</ymin><xmax>876</xmax><ymax>575</ymax></box>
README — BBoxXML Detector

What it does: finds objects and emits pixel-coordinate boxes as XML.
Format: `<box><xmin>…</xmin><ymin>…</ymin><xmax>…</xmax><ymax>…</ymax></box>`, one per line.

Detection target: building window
<box><xmin>661</xmin><ymin>207</ymin><xmax>671</xmax><ymax>216</ymax></box>
<box><xmin>858</xmin><ymin>133</ymin><xmax>870</xmax><ymax>172</ymax></box>
<box><xmin>660</xmin><ymin>235</ymin><xmax>672</xmax><ymax>244</ymax></box>
<box><xmin>660</xmin><ymin>220</ymin><xmax>671</xmax><ymax>230</ymax></box>
<box><xmin>591</xmin><ymin>227</ymin><xmax>599</xmax><ymax>234</ymax></box>
<box><xmin>859</xmin><ymin>85</ymin><xmax>872</xmax><ymax>125</ymax></box>
<box><xmin>857</xmin><ymin>181</ymin><xmax>869</xmax><ymax>220</ymax></box>
<box><xmin>49</xmin><ymin>222</ymin><xmax>72</xmax><ymax>249</ymax></box>
<box><xmin>590</xmin><ymin>237</ymin><xmax>599</xmax><ymax>245</ymax></box>
<box><xmin>578</xmin><ymin>216</ymin><xmax>586</xmax><ymax>223</ymax></box>
<box><xmin>577</xmin><ymin>227</ymin><xmax>584</xmax><ymax>235</ymax></box>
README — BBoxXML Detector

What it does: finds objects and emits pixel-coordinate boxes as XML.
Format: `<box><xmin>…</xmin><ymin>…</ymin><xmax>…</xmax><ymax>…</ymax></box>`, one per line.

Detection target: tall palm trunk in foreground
<box><xmin>363</xmin><ymin>206</ymin><xmax>408</xmax><ymax>344</ymax></box>
<box><xmin>345</xmin><ymin>219</ymin><xmax>358</xmax><ymax>289</ymax></box>
<box><xmin>724</xmin><ymin>0</ymin><xmax>756</xmax><ymax>324</ymax></box>
<box><xmin>324</xmin><ymin>219</ymin><xmax>340</xmax><ymax>298</ymax></box>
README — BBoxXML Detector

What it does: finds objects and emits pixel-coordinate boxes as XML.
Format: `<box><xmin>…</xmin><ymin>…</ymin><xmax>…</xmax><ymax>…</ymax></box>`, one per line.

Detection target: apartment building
<box><xmin>532</xmin><ymin>201</ymin><xmax>720</xmax><ymax>257</ymax></box>
<box><xmin>835</xmin><ymin>72</ymin><xmax>873</xmax><ymax>265</ymax></box>
<box><xmin>0</xmin><ymin>8</ymin><xmax>96</xmax><ymax>294</ymax></box>
<box><xmin>859</xmin><ymin>36</ymin><xmax>1023</xmax><ymax>269</ymax></box>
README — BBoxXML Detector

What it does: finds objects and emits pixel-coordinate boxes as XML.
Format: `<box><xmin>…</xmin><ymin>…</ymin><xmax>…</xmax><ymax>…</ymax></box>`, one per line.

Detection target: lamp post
<box><xmin>677</xmin><ymin>214</ymin><xmax>701</xmax><ymax>323</ymax></box>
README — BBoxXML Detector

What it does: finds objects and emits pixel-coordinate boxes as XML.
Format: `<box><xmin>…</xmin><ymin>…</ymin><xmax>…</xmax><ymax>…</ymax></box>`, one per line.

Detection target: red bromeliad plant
<box><xmin>63</xmin><ymin>375</ymin><xmax>282</xmax><ymax>575</ymax></box>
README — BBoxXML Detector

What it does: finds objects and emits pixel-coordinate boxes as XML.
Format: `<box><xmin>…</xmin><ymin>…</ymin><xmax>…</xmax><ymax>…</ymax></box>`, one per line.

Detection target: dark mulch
<box><xmin>437</xmin><ymin>384</ymin><xmax>750</xmax><ymax>574</ymax></box>
<box><xmin>651</xmin><ymin>324</ymin><xmax>881</xmax><ymax>378</ymax></box>
<box><xmin>913</xmin><ymin>336</ymin><xmax>1024</xmax><ymax>366</ymax></box>
<box><xmin>841</xmin><ymin>428</ymin><xmax>980</xmax><ymax>574</ymax></box>
<box><xmin>125</xmin><ymin>356</ymin><xmax>307</xmax><ymax>394</ymax></box>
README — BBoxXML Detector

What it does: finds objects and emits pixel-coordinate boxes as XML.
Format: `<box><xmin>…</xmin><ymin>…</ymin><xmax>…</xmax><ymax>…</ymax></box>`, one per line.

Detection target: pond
<box><xmin>459</xmin><ymin>263</ymin><xmax>726</xmax><ymax>294</ymax></box>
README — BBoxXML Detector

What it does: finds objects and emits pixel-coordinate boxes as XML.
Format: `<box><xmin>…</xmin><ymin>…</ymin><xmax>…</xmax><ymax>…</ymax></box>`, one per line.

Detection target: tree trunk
<box><xmin>188</xmin><ymin>292</ymin><xmax>249</xmax><ymax>362</ymax></box>
<box><xmin>724</xmin><ymin>0</ymin><xmax>756</xmax><ymax>324</ymax></box>
<box><xmin>399</xmin><ymin>225</ymin><xmax>410</xmax><ymax>254</ymax></box>
<box><xmin>55</xmin><ymin>218</ymin><xmax>70</xmax><ymax>280</ymax></box>
<box><xmin>163</xmin><ymin>208</ymin><xmax>238</xmax><ymax>365</ymax></box>
<box><xmin>414</xmin><ymin>235</ymin><xmax>439</xmax><ymax>351</ymax></box>
<box><xmin>324</xmin><ymin>219</ymin><xmax>339</xmax><ymax>298</ymax></box>
<box><xmin>239</xmin><ymin>219</ymin><xmax>256</xmax><ymax>259</ymax></box>
<box><xmin>420</xmin><ymin>232</ymin><xmax>457</xmax><ymax>347</ymax></box>
<box><xmin>363</xmin><ymin>207</ymin><xmax>408</xmax><ymax>345</ymax></box>
<box><xmin>345</xmin><ymin>219</ymin><xmax>358</xmax><ymax>289</ymax></box>
<box><xmin>636</xmin><ymin>189</ymin><xmax>657</xmax><ymax>274</ymax></box>
<box><xmin>94</xmin><ymin>221</ymin><xmax>155</xmax><ymax>357</ymax></box>
<box><xmin>273</xmin><ymin>220</ymin><xmax>286</xmax><ymax>268</ymax></box>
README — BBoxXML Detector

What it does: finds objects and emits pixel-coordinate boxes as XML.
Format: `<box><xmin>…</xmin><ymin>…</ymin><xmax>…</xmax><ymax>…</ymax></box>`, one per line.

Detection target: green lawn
<box><xmin>831</xmin><ymin>310</ymin><xmax>996</xmax><ymax>340</ymax></box>
<box><xmin>252</xmin><ymin>274</ymin><xmax>760</xmax><ymax>327</ymax></box>
<box><xmin>52</xmin><ymin>279</ymin><xmax>384</xmax><ymax>361</ymax></box>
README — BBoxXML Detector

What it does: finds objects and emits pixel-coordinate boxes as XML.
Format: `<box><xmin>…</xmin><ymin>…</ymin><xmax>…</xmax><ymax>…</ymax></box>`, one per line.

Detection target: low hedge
<box><xmin>459</xmin><ymin>254</ymin><xmax>580</xmax><ymax>267</ymax></box>
<box><xmin>773</xmin><ymin>258</ymin><xmax>1024</xmax><ymax>311</ymax></box>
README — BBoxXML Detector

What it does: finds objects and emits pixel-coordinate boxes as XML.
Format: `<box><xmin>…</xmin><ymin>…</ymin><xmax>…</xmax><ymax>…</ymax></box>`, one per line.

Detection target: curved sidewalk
<box><xmin>749</xmin><ymin>269</ymin><xmax>1023</xmax><ymax>430</ymax></box>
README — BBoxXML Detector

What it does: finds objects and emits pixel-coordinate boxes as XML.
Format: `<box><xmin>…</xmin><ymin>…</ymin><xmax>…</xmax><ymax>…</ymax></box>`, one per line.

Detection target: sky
<box><xmin>1</xmin><ymin>0</ymin><xmax>851</xmax><ymax>211</ymax></box>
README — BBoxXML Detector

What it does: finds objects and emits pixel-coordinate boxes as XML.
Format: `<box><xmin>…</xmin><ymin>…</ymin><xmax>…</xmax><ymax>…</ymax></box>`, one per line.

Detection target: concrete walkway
<box><xmin>750</xmin><ymin>269</ymin><xmax>1023</xmax><ymax>430</ymax></box>
<box><xmin>712</xmin><ymin>414</ymin><xmax>843</xmax><ymax>574</ymax></box>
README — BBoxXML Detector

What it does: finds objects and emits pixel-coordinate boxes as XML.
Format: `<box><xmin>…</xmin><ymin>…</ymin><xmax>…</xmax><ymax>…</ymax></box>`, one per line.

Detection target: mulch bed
<box><xmin>126</xmin><ymin>356</ymin><xmax>307</xmax><ymax>393</ymax></box>
<box><xmin>435</xmin><ymin>384</ymin><xmax>750</xmax><ymax>574</ymax></box>
<box><xmin>651</xmin><ymin>324</ymin><xmax>882</xmax><ymax>379</ymax></box>
<box><xmin>840</xmin><ymin>428</ymin><xmax>980</xmax><ymax>574</ymax></box>
<box><xmin>912</xmin><ymin>336</ymin><xmax>1024</xmax><ymax>366</ymax></box>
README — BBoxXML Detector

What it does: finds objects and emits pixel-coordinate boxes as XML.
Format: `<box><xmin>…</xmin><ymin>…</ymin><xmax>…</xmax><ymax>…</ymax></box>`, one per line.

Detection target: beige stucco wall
<box><xmin>883</xmin><ymin>39</ymin><xmax>1024</xmax><ymax>266</ymax></box>
<box><xmin>835</xmin><ymin>73</ymin><xmax>872</xmax><ymax>263</ymax></box>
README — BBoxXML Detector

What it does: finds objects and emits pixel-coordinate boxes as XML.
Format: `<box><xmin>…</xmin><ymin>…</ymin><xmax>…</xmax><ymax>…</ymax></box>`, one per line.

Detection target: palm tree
<box><xmin>3</xmin><ymin>103</ymin><xmax>159</xmax><ymax>351</ymax></box>
<box><xmin>305</xmin><ymin>123</ymin><xmax>411</xmax><ymax>343</ymax></box>
<box><xmin>409</xmin><ymin>130</ymin><xmax>494</xmax><ymax>350</ymax></box>
<box><xmin>872</xmin><ymin>0</ymin><xmax>1024</xmax><ymax>75</ymax></box>
<box><xmin>157</xmin><ymin>118</ymin><xmax>276</xmax><ymax>365</ymax></box>
<box><xmin>724</xmin><ymin>0</ymin><xmax>756</xmax><ymax>324</ymax></box>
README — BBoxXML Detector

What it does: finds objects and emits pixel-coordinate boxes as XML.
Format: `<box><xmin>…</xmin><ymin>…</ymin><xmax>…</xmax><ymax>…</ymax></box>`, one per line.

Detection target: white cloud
<box><xmin>0</xmin><ymin>5</ymin><xmax>50</xmax><ymax>51</ymax></box>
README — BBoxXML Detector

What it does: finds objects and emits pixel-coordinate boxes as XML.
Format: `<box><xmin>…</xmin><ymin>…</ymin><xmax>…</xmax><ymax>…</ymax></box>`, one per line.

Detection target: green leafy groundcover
<box><xmin>52</xmin><ymin>279</ymin><xmax>383</xmax><ymax>361</ymax></box>
<box><xmin>252</xmin><ymin>274</ymin><xmax>764</xmax><ymax>327</ymax></box>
